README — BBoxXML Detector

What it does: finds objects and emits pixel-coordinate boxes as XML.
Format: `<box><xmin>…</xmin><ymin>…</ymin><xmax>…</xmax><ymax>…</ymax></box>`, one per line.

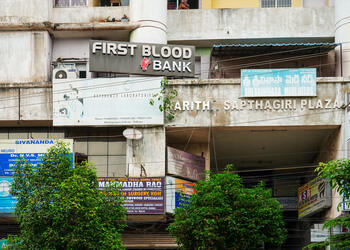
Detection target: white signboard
<box><xmin>53</xmin><ymin>77</ymin><xmax>164</xmax><ymax>126</ymax></box>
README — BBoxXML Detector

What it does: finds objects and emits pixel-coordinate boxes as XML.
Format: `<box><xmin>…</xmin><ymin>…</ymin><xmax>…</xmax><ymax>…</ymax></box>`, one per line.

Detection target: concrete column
<box><xmin>126</xmin><ymin>0</ymin><xmax>167</xmax><ymax>178</ymax></box>
<box><xmin>129</xmin><ymin>0</ymin><xmax>167</xmax><ymax>44</ymax></box>
<box><xmin>126</xmin><ymin>127</ymin><xmax>166</xmax><ymax>177</ymax></box>
<box><xmin>335</xmin><ymin>0</ymin><xmax>350</xmax><ymax>77</ymax></box>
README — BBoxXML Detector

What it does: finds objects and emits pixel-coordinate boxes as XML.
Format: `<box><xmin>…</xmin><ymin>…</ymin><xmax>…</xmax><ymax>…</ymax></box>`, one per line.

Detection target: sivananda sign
<box><xmin>89</xmin><ymin>40</ymin><xmax>195</xmax><ymax>77</ymax></box>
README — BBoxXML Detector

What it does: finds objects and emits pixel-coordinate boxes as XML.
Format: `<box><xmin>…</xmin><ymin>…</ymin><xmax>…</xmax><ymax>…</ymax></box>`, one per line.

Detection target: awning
<box><xmin>212</xmin><ymin>42</ymin><xmax>339</xmax><ymax>56</ymax></box>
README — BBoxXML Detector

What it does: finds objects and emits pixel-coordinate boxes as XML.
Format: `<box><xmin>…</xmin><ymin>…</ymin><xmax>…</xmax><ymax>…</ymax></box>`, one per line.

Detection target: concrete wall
<box><xmin>166</xmin><ymin>78</ymin><xmax>349</xmax><ymax>127</ymax></box>
<box><xmin>0</xmin><ymin>86</ymin><xmax>52</xmax><ymax>121</ymax></box>
<box><xmin>0</xmin><ymin>0</ymin><xmax>52</xmax><ymax>24</ymax></box>
<box><xmin>167</xmin><ymin>7</ymin><xmax>334</xmax><ymax>44</ymax></box>
<box><xmin>0</xmin><ymin>31</ymin><xmax>52</xmax><ymax>84</ymax></box>
<box><xmin>126</xmin><ymin>127</ymin><xmax>166</xmax><ymax>177</ymax></box>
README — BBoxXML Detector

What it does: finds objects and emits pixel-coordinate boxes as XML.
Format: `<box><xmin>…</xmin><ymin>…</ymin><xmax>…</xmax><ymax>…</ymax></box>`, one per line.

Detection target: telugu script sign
<box><xmin>90</xmin><ymin>40</ymin><xmax>195</xmax><ymax>77</ymax></box>
<box><xmin>241</xmin><ymin>68</ymin><xmax>316</xmax><ymax>97</ymax></box>
<box><xmin>98</xmin><ymin>177</ymin><xmax>165</xmax><ymax>214</ymax></box>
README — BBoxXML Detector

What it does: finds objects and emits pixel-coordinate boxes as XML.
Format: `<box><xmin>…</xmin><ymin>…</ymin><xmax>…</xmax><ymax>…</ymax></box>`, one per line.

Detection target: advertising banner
<box><xmin>167</xmin><ymin>147</ymin><xmax>205</xmax><ymax>181</ymax></box>
<box><xmin>298</xmin><ymin>177</ymin><xmax>331</xmax><ymax>219</ymax></box>
<box><xmin>98</xmin><ymin>177</ymin><xmax>165</xmax><ymax>214</ymax></box>
<box><xmin>90</xmin><ymin>40</ymin><xmax>195</xmax><ymax>77</ymax></box>
<box><xmin>0</xmin><ymin>139</ymin><xmax>73</xmax><ymax>213</ymax></box>
<box><xmin>166</xmin><ymin>176</ymin><xmax>195</xmax><ymax>213</ymax></box>
<box><xmin>0</xmin><ymin>177</ymin><xmax>16</xmax><ymax>213</ymax></box>
<box><xmin>53</xmin><ymin>77</ymin><xmax>164</xmax><ymax>126</ymax></box>
<box><xmin>241</xmin><ymin>68</ymin><xmax>316</xmax><ymax>97</ymax></box>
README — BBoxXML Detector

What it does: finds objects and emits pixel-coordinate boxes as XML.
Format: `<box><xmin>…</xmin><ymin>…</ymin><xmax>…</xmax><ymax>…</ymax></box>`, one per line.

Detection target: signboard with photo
<box><xmin>298</xmin><ymin>177</ymin><xmax>331</xmax><ymax>219</ymax></box>
<box><xmin>90</xmin><ymin>40</ymin><xmax>195</xmax><ymax>77</ymax></box>
<box><xmin>167</xmin><ymin>147</ymin><xmax>205</xmax><ymax>181</ymax></box>
<box><xmin>241</xmin><ymin>68</ymin><xmax>316</xmax><ymax>97</ymax></box>
<box><xmin>98</xmin><ymin>177</ymin><xmax>165</xmax><ymax>214</ymax></box>
<box><xmin>53</xmin><ymin>77</ymin><xmax>164</xmax><ymax>126</ymax></box>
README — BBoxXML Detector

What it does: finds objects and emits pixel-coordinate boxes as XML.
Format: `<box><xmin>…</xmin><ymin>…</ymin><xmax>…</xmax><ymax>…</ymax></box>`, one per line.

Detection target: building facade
<box><xmin>0</xmin><ymin>0</ymin><xmax>350</xmax><ymax>249</ymax></box>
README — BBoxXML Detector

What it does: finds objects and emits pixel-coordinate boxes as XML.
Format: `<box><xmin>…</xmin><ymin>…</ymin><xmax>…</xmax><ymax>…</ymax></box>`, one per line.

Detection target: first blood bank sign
<box><xmin>89</xmin><ymin>40</ymin><xmax>195</xmax><ymax>77</ymax></box>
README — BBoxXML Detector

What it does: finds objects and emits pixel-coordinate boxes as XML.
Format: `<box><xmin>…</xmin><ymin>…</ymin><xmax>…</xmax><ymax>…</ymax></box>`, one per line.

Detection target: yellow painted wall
<box><xmin>292</xmin><ymin>0</ymin><xmax>302</xmax><ymax>7</ymax></box>
<box><xmin>211</xmin><ymin>0</ymin><xmax>260</xmax><ymax>9</ymax></box>
<box><xmin>202</xmin><ymin>0</ymin><xmax>212</xmax><ymax>9</ymax></box>
<box><xmin>202</xmin><ymin>0</ymin><xmax>302</xmax><ymax>9</ymax></box>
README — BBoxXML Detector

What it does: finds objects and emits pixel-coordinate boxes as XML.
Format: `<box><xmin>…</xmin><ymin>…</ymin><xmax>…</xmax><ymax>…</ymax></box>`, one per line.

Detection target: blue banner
<box><xmin>241</xmin><ymin>68</ymin><xmax>316</xmax><ymax>97</ymax></box>
<box><xmin>0</xmin><ymin>153</ymin><xmax>45</xmax><ymax>176</ymax></box>
<box><xmin>0</xmin><ymin>177</ymin><xmax>17</xmax><ymax>213</ymax></box>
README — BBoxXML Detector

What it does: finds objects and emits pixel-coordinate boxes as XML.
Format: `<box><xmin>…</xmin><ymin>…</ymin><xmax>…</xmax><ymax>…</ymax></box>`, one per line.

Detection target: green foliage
<box><xmin>6</xmin><ymin>141</ymin><xmax>126</xmax><ymax>250</ymax></box>
<box><xmin>168</xmin><ymin>168</ymin><xmax>287</xmax><ymax>250</ymax></box>
<box><xmin>149</xmin><ymin>77</ymin><xmax>178</xmax><ymax>121</ymax></box>
<box><xmin>303</xmin><ymin>159</ymin><xmax>350</xmax><ymax>250</ymax></box>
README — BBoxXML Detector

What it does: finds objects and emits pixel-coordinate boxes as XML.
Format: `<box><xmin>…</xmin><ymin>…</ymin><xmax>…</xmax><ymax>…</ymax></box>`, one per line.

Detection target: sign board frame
<box><xmin>167</xmin><ymin>147</ymin><xmax>205</xmax><ymax>181</ymax></box>
<box><xmin>297</xmin><ymin>177</ymin><xmax>331</xmax><ymax>219</ymax></box>
<box><xmin>53</xmin><ymin>77</ymin><xmax>164</xmax><ymax>126</ymax></box>
<box><xmin>241</xmin><ymin>68</ymin><xmax>317</xmax><ymax>97</ymax></box>
<box><xmin>98</xmin><ymin>177</ymin><xmax>165</xmax><ymax>214</ymax></box>
<box><xmin>89</xmin><ymin>40</ymin><xmax>195</xmax><ymax>77</ymax></box>
<box><xmin>0</xmin><ymin>139</ymin><xmax>73</xmax><ymax>213</ymax></box>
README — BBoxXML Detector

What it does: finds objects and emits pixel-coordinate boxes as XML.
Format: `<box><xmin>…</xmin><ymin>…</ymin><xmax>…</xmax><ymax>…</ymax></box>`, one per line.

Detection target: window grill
<box><xmin>261</xmin><ymin>0</ymin><xmax>291</xmax><ymax>8</ymax></box>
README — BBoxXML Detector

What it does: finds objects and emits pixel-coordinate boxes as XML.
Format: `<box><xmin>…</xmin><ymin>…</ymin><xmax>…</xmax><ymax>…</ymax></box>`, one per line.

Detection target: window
<box><xmin>261</xmin><ymin>0</ymin><xmax>292</xmax><ymax>8</ymax></box>
<box><xmin>55</xmin><ymin>0</ymin><xmax>87</xmax><ymax>7</ymax></box>
<box><xmin>168</xmin><ymin>0</ymin><xmax>199</xmax><ymax>10</ymax></box>
<box><xmin>74</xmin><ymin>138</ymin><xmax>127</xmax><ymax>177</ymax></box>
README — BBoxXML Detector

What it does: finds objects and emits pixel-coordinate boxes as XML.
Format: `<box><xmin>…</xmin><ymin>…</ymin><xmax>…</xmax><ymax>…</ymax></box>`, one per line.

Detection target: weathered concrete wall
<box><xmin>52</xmin><ymin>6</ymin><xmax>129</xmax><ymax>23</ymax></box>
<box><xmin>167</xmin><ymin>78</ymin><xmax>350</xmax><ymax>127</ymax></box>
<box><xmin>0</xmin><ymin>31</ymin><xmax>52</xmax><ymax>83</ymax></box>
<box><xmin>167</xmin><ymin>7</ymin><xmax>334</xmax><ymax>44</ymax></box>
<box><xmin>0</xmin><ymin>86</ymin><xmax>52</xmax><ymax>121</ymax></box>
<box><xmin>52</xmin><ymin>39</ymin><xmax>92</xmax><ymax>78</ymax></box>
<box><xmin>127</xmin><ymin>127</ymin><xmax>166</xmax><ymax>177</ymax></box>
<box><xmin>0</xmin><ymin>0</ymin><xmax>52</xmax><ymax>25</ymax></box>
<box><xmin>53</xmin><ymin>38</ymin><xmax>89</xmax><ymax>60</ymax></box>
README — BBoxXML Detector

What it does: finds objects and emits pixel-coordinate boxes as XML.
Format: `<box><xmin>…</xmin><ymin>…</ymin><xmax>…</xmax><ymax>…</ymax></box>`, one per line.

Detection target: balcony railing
<box><xmin>54</xmin><ymin>0</ymin><xmax>130</xmax><ymax>8</ymax></box>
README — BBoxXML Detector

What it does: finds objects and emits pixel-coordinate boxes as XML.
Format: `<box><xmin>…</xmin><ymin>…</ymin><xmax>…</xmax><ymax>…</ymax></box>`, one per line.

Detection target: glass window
<box><xmin>261</xmin><ymin>0</ymin><xmax>291</xmax><ymax>7</ymax></box>
<box><xmin>55</xmin><ymin>0</ymin><xmax>86</xmax><ymax>7</ymax></box>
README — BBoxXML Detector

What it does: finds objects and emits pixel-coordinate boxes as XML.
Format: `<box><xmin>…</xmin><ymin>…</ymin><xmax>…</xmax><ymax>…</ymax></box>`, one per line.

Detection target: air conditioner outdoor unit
<box><xmin>53</xmin><ymin>64</ymin><xmax>79</xmax><ymax>80</ymax></box>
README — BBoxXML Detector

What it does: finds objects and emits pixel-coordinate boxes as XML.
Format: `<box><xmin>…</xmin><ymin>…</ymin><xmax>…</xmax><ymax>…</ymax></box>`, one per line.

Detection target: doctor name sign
<box><xmin>89</xmin><ymin>40</ymin><xmax>195</xmax><ymax>77</ymax></box>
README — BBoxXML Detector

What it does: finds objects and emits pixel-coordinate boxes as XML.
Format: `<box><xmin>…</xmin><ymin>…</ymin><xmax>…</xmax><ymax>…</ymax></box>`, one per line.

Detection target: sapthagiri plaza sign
<box><xmin>89</xmin><ymin>40</ymin><xmax>195</xmax><ymax>77</ymax></box>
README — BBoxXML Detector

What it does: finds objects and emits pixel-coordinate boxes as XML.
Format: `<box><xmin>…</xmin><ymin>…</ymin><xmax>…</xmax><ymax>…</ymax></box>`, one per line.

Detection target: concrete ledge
<box><xmin>0</xmin><ymin>21</ymin><xmax>139</xmax><ymax>32</ymax></box>
<box><xmin>52</xmin><ymin>22</ymin><xmax>139</xmax><ymax>31</ymax></box>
